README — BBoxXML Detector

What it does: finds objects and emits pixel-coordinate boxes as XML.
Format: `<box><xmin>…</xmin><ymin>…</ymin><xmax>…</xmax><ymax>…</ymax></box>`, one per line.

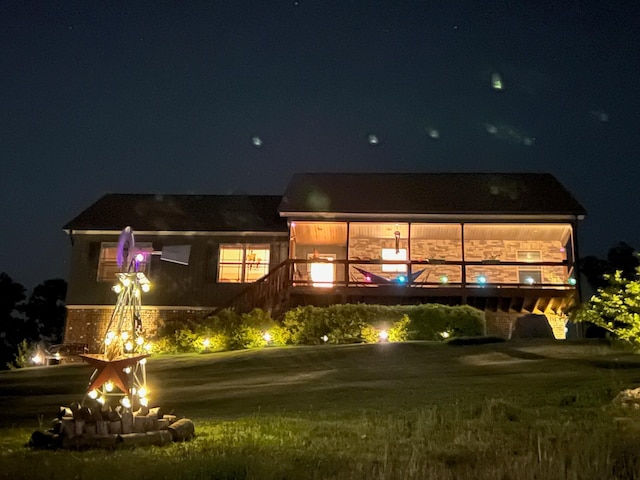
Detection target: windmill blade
<box><xmin>116</xmin><ymin>227</ymin><xmax>135</xmax><ymax>269</ymax></box>
<box><xmin>160</xmin><ymin>245</ymin><xmax>191</xmax><ymax>265</ymax></box>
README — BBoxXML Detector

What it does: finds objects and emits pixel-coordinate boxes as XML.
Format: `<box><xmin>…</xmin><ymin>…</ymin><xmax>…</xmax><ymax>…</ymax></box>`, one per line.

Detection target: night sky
<box><xmin>2</xmin><ymin>1</ymin><xmax>639</xmax><ymax>290</ymax></box>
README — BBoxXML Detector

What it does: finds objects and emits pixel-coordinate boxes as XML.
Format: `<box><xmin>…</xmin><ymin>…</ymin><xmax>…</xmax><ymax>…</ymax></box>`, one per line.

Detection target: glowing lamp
<box><xmin>365</xmin><ymin>275</ymin><xmax>372</xmax><ymax>282</ymax></box>
<box><xmin>263</xmin><ymin>332</ymin><xmax>272</xmax><ymax>343</ymax></box>
<box><xmin>568</xmin><ymin>278</ymin><xmax>577</xmax><ymax>286</ymax></box>
<box><xmin>125</xmin><ymin>341</ymin><xmax>133</xmax><ymax>352</ymax></box>
<box><xmin>477</xmin><ymin>276</ymin><xmax>487</xmax><ymax>284</ymax></box>
<box><xmin>106</xmin><ymin>331</ymin><xmax>116</xmax><ymax>341</ymax></box>
<box><xmin>440</xmin><ymin>275</ymin><xmax>449</xmax><ymax>284</ymax></box>
<box><xmin>138</xmin><ymin>387</ymin><xmax>147</xmax><ymax>398</ymax></box>
<box><xmin>136</xmin><ymin>336</ymin><xmax>144</xmax><ymax>346</ymax></box>
<box><xmin>97</xmin><ymin>396</ymin><xmax>106</xmax><ymax>405</ymax></box>
<box><xmin>112</xmin><ymin>284</ymin><xmax>122</xmax><ymax>294</ymax></box>
<box><xmin>105</xmin><ymin>381</ymin><xmax>114</xmax><ymax>392</ymax></box>
<box><xmin>440</xmin><ymin>331</ymin><xmax>450</xmax><ymax>339</ymax></box>
<box><xmin>143</xmin><ymin>343</ymin><xmax>152</xmax><ymax>352</ymax></box>
<box><xmin>120</xmin><ymin>397</ymin><xmax>131</xmax><ymax>409</ymax></box>
<box><xmin>379</xmin><ymin>330</ymin><xmax>389</xmax><ymax>341</ymax></box>
<box><xmin>88</xmin><ymin>389</ymin><xmax>98</xmax><ymax>399</ymax></box>
<box><xmin>525</xmin><ymin>277</ymin><xmax>535</xmax><ymax>285</ymax></box>
<box><xmin>121</xmin><ymin>331</ymin><xmax>129</xmax><ymax>340</ymax></box>
<box><xmin>139</xmin><ymin>358</ymin><xmax>147</xmax><ymax>365</ymax></box>
<box><xmin>104</xmin><ymin>337</ymin><xmax>112</xmax><ymax>346</ymax></box>
<box><xmin>122</xmin><ymin>278</ymin><xmax>131</xmax><ymax>287</ymax></box>
<box><xmin>139</xmin><ymin>397</ymin><xmax>149</xmax><ymax>407</ymax></box>
<box><xmin>135</xmin><ymin>253</ymin><xmax>144</xmax><ymax>262</ymax></box>
<box><xmin>124</xmin><ymin>367</ymin><xmax>132</xmax><ymax>374</ymax></box>
<box><xmin>397</xmin><ymin>275</ymin><xmax>407</xmax><ymax>283</ymax></box>
<box><xmin>31</xmin><ymin>355</ymin><xmax>43</xmax><ymax>365</ymax></box>
<box><xmin>321</xmin><ymin>335</ymin><xmax>329</xmax><ymax>343</ymax></box>
<box><xmin>202</xmin><ymin>338</ymin><xmax>210</xmax><ymax>348</ymax></box>
<box><xmin>141</xmin><ymin>283</ymin><xmax>150</xmax><ymax>293</ymax></box>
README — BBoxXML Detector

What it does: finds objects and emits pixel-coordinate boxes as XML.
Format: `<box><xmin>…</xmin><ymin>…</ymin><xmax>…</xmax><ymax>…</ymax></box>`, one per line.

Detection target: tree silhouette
<box><xmin>24</xmin><ymin>278</ymin><xmax>67</xmax><ymax>344</ymax></box>
<box><xmin>0</xmin><ymin>273</ymin><xmax>26</xmax><ymax>368</ymax></box>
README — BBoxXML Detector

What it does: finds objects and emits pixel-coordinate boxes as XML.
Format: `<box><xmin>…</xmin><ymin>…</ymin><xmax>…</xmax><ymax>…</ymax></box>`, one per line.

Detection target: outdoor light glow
<box><xmin>54</xmin><ymin>352</ymin><xmax>60</xmax><ymax>359</ymax></box>
<box><xmin>125</xmin><ymin>341</ymin><xmax>133</xmax><ymax>351</ymax></box>
<box><xmin>124</xmin><ymin>367</ymin><xmax>131</xmax><ymax>374</ymax></box>
<box><xmin>88</xmin><ymin>389</ymin><xmax>98</xmax><ymax>399</ymax></box>
<box><xmin>105</xmin><ymin>381</ymin><xmax>114</xmax><ymax>392</ymax></box>
<box><xmin>120</xmin><ymin>397</ymin><xmax>131</xmax><ymax>409</ymax></box>
<box><xmin>141</xmin><ymin>283</ymin><xmax>150</xmax><ymax>293</ymax></box>
<box><xmin>139</xmin><ymin>397</ymin><xmax>149</xmax><ymax>407</ymax></box>
<box><xmin>477</xmin><ymin>276</ymin><xmax>487</xmax><ymax>284</ymax></box>
<box><xmin>568</xmin><ymin>277</ymin><xmax>577</xmax><ymax>286</ymax></box>
<box><xmin>202</xmin><ymin>338</ymin><xmax>210</xmax><ymax>348</ymax></box>
<box><xmin>441</xmin><ymin>331</ymin><xmax>450</xmax><ymax>339</ymax></box>
<box><xmin>136</xmin><ymin>336</ymin><xmax>144</xmax><ymax>346</ymax></box>
<box><xmin>396</xmin><ymin>275</ymin><xmax>407</xmax><ymax>283</ymax></box>
<box><xmin>440</xmin><ymin>275</ymin><xmax>449</xmax><ymax>284</ymax></box>
<box><xmin>144</xmin><ymin>343</ymin><xmax>152</xmax><ymax>352</ymax></box>
<box><xmin>112</xmin><ymin>284</ymin><xmax>122</xmax><ymax>294</ymax></box>
<box><xmin>97</xmin><ymin>396</ymin><xmax>106</xmax><ymax>405</ymax></box>
<box><xmin>263</xmin><ymin>332</ymin><xmax>272</xmax><ymax>342</ymax></box>
<box><xmin>525</xmin><ymin>277</ymin><xmax>535</xmax><ymax>285</ymax></box>
<box><xmin>135</xmin><ymin>253</ymin><xmax>144</xmax><ymax>262</ymax></box>
<box><xmin>31</xmin><ymin>354</ymin><xmax>43</xmax><ymax>364</ymax></box>
<box><xmin>365</xmin><ymin>275</ymin><xmax>372</xmax><ymax>282</ymax></box>
<box><xmin>321</xmin><ymin>335</ymin><xmax>329</xmax><ymax>342</ymax></box>
<box><xmin>139</xmin><ymin>358</ymin><xmax>147</xmax><ymax>365</ymax></box>
<box><xmin>379</xmin><ymin>330</ymin><xmax>389</xmax><ymax>341</ymax></box>
<box><xmin>122</xmin><ymin>278</ymin><xmax>131</xmax><ymax>287</ymax></box>
<box><xmin>121</xmin><ymin>331</ymin><xmax>129</xmax><ymax>340</ymax></box>
<box><xmin>138</xmin><ymin>386</ymin><xmax>147</xmax><ymax>398</ymax></box>
<box><xmin>106</xmin><ymin>331</ymin><xmax>116</xmax><ymax>340</ymax></box>
<box><xmin>104</xmin><ymin>337</ymin><xmax>112</xmax><ymax>346</ymax></box>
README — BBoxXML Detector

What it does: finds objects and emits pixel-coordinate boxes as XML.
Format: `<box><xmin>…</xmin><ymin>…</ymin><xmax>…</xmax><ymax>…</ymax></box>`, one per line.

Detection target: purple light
<box><xmin>135</xmin><ymin>253</ymin><xmax>144</xmax><ymax>262</ymax></box>
<box><xmin>365</xmin><ymin>275</ymin><xmax>371</xmax><ymax>282</ymax></box>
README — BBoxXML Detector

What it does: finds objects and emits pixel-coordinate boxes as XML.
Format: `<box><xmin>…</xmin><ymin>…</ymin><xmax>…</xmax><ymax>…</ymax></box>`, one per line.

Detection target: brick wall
<box><xmin>485</xmin><ymin>312</ymin><xmax>567</xmax><ymax>339</ymax></box>
<box><xmin>64</xmin><ymin>307</ymin><xmax>211</xmax><ymax>353</ymax></box>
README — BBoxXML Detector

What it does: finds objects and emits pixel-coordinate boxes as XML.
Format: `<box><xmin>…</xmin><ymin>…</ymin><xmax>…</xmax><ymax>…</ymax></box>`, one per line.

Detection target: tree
<box><xmin>24</xmin><ymin>279</ymin><xmax>67</xmax><ymax>344</ymax></box>
<box><xmin>580</xmin><ymin>242</ymin><xmax>639</xmax><ymax>292</ymax></box>
<box><xmin>0</xmin><ymin>273</ymin><xmax>27</xmax><ymax>368</ymax></box>
<box><xmin>573</xmin><ymin>267</ymin><xmax>640</xmax><ymax>348</ymax></box>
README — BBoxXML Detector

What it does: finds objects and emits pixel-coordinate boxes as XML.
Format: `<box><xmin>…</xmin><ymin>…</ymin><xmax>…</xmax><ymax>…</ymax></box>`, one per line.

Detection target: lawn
<box><xmin>1</xmin><ymin>340</ymin><xmax>640</xmax><ymax>479</ymax></box>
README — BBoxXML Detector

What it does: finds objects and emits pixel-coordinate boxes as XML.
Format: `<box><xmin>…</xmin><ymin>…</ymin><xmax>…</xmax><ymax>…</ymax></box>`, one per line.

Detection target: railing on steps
<box><xmin>208</xmin><ymin>260</ymin><xmax>294</xmax><ymax>317</ymax></box>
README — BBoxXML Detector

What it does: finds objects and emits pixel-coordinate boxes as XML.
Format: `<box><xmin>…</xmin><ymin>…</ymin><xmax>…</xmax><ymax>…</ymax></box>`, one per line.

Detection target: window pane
<box><xmin>381</xmin><ymin>248</ymin><xmax>407</xmax><ymax>272</ymax></box>
<box><xmin>219</xmin><ymin>264</ymin><xmax>242</xmax><ymax>283</ymax></box>
<box><xmin>97</xmin><ymin>243</ymin><xmax>151</xmax><ymax>281</ymax></box>
<box><xmin>244</xmin><ymin>247</ymin><xmax>270</xmax><ymax>282</ymax></box>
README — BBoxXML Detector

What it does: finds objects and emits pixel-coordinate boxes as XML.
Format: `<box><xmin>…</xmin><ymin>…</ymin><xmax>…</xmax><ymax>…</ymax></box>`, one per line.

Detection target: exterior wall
<box><xmin>485</xmin><ymin>312</ymin><xmax>567</xmax><ymax>339</ymax></box>
<box><xmin>64</xmin><ymin>306</ymin><xmax>211</xmax><ymax>353</ymax></box>
<box><xmin>66</xmin><ymin>232</ymin><xmax>288</xmax><ymax>308</ymax></box>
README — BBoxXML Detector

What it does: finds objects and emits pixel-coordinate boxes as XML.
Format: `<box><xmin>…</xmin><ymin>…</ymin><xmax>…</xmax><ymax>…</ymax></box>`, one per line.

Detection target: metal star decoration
<box><xmin>79</xmin><ymin>353</ymin><xmax>150</xmax><ymax>394</ymax></box>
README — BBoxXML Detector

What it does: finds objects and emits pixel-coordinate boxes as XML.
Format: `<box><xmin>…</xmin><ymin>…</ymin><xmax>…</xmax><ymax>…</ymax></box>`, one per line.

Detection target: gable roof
<box><xmin>279</xmin><ymin>173</ymin><xmax>586</xmax><ymax>218</ymax></box>
<box><xmin>64</xmin><ymin>194</ymin><xmax>288</xmax><ymax>233</ymax></box>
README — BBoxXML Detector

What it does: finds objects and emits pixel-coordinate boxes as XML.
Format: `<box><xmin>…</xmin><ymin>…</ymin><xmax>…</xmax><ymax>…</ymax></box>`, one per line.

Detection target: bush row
<box><xmin>152</xmin><ymin>303</ymin><xmax>485</xmax><ymax>354</ymax></box>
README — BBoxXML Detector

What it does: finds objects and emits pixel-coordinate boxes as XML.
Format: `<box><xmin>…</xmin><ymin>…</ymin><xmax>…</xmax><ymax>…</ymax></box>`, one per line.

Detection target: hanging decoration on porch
<box><xmin>394</xmin><ymin>230</ymin><xmax>401</xmax><ymax>253</ymax></box>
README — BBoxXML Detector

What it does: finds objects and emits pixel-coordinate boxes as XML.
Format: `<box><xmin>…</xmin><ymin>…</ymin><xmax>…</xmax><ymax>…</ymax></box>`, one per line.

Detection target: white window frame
<box><xmin>218</xmin><ymin>244</ymin><xmax>270</xmax><ymax>283</ymax></box>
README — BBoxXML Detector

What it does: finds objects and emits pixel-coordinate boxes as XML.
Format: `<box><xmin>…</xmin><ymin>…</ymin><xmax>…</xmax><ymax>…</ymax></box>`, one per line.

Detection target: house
<box><xmin>62</xmin><ymin>173</ymin><xmax>586</xmax><ymax>351</ymax></box>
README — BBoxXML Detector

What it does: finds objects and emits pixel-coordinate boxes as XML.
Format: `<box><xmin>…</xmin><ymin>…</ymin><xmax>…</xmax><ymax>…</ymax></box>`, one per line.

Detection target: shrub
<box><xmin>404</xmin><ymin>304</ymin><xmax>484</xmax><ymax>340</ymax></box>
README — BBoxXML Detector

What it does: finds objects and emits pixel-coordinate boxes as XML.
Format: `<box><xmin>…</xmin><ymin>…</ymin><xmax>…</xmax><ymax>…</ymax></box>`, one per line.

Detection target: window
<box><xmin>97</xmin><ymin>242</ymin><xmax>152</xmax><ymax>282</ymax></box>
<box><xmin>218</xmin><ymin>244</ymin><xmax>270</xmax><ymax>283</ymax></box>
<box><xmin>308</xmin><ymin>253</ymin><xmax>335</xmax><ymax>288</ymax></box>
<box><xmin>381</xmin><ymin>248</ymin><xmax>407</xmax><ymax>272</ymax></box>
<box><xmin>517</xmin><ymin>251</ymin><xmax>541</xmax><ymax>284</ymax></box>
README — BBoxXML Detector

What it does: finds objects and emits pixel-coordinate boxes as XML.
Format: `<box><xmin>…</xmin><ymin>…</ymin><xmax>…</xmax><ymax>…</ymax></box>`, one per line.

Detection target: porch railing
<box><xmin>211</xmin><ymin>258</ymin><xmax>577</xmax><ymax>316</ymax></box>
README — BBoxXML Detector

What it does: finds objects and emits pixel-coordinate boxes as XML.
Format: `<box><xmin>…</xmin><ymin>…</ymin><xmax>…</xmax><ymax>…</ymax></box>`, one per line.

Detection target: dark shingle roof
<box><xmin>64</xmin><ymin>194</ymin><xmax>288</xmax><ymax>232</ymax></box>
<box><xmin>279</xmin><ymin>173</ymin><xmax>586</xmax><ymax>216</ymax></box>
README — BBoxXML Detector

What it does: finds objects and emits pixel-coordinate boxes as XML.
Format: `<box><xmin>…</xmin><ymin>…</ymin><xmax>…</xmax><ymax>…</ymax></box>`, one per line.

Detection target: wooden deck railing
<box><xmin>209</xmin><ymin>258</ymin><xmax>578</xmax><ymax>316</ymax></box>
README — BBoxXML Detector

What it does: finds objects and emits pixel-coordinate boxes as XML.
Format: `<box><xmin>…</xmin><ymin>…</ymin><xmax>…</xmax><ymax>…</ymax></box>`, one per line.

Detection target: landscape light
<box><xmin>263</xmin><ymin>332</ymin><xmax>272</xmax><ymax>343</ymax></box>
<box><xmin>379</xmin><ymin>330</ymin><xmax>389</xmax><ymax>342</ymax></box>
<box><xmin>202</xmin><ymin>338</ymin><xmax>210</xmax><ymax>348</ymax></box>
<box><xmin>31</xmin><ymin>354</ymin><xmax>43</xmax><ymax>365</ymax></box>
<box><xmin>321</xmin><ymin>335</ymin><xmax>329</xmax><ymax>343</ymax></box>
<box><xmin>440</xmin><ymin>331</ymin><xmax>450</xmax><ymax>339</ymax></box>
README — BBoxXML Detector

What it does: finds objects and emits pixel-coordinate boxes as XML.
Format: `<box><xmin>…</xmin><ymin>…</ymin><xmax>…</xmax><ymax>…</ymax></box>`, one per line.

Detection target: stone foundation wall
<box><xmin>64</xmin><ymin>307</ymin><xmax>211</xmax><ymax>353</ymax></box>
<box><xmin>485</xmin><ymin>312</ymin><xmax>567</xmax><ymax>339</ymax></box>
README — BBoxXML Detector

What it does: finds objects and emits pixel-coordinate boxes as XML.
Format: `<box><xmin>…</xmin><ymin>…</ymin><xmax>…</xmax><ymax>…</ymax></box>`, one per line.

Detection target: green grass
<box><xmin>2</xmin><ymin>340</ymin><xmax>640</xmax><ymax>479</ymax></box>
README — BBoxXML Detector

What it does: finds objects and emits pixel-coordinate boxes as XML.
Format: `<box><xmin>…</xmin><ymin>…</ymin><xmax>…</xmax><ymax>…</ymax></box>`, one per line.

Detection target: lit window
<box><xmin>517</xmin><ymin>251</ymin><xmax>542</xmax><ymax>285</ymax></box>
<box><xmin>381</xmin><ymin>248</ymin><xmax>407</xmax><ymax>272</ymax></box>
<box><xmin>218</xmin><ymin>244</ymin><xmax>270</xmax><ymax>283</ymax></box>
<box><xmin>97</xmin><ymin>243</ymin><xmax>152</xmax><ymax>282</ymax></box>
